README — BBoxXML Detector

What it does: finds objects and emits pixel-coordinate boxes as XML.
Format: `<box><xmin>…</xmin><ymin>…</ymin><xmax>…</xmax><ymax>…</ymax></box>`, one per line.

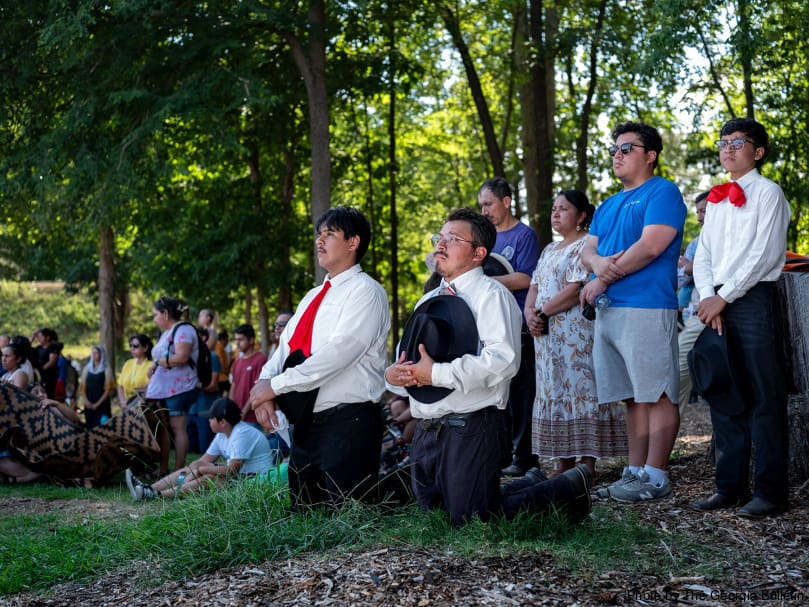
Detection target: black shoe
<box><xmin>560</xmin><ymin>464</ymin><xmax>592</xmax><ymax>522</ymax></box>
<box><xmin>501</xmin><ymin>463</ymin><xmax>527</xmax><ymax>477</ymax></box>
<box><xmin>738</xmin><ymin>497</ymin><xmax>781</xmax><ymax>519</ymax></box>
<box><xmin>690</xmin><ymin>493</ymin><xmax>744</xmax><ymax>511</ymax></box>
<box><xmin>524</xmin><ymin>466</ymin><xmax>548</xmax><ymax>483</ymax></box>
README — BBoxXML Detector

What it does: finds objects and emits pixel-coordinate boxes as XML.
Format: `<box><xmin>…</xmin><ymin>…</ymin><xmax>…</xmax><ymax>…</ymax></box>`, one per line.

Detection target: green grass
<box><xmin>0</xmin><ymin>479</ymin><xmax>738</xmax><ymax>596</ymax></box>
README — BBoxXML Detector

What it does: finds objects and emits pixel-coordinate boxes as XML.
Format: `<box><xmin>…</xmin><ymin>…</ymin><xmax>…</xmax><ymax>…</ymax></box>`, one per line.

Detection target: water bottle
<box><xmin>176</xmin><ymin>473</ymin><xmax>186</xmax><ymax>490</ymax></box>
<box><xmin>100</xmin><ymin>415</ymin><xmax>110</xmax><ymax>425</ymax></box>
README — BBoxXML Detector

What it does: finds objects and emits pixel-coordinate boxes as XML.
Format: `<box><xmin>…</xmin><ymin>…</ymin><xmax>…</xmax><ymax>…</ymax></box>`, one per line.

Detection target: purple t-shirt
<box><xmin>145</xmin><ymin>323</ymin><xmax>199</xmax><ymax>399</ymax></box>
<box><xmin>493</xmin><ymin>222</ymin><xmax>540</xmax><ymax>320</ymax></box>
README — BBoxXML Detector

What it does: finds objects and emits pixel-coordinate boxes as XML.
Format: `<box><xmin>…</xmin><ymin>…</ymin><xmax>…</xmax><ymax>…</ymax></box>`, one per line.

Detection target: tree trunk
<box><xmin>574</xmin><ymin>0</ymin><xmax>607</xmax><ymax>193</ymax></box>
<box><xmin>247</xmin><ymin>138</ymin><xmax>270</xmax><ymax>352</ymax></box>
<box><xmin>737</xmin><ymin>0</ymin><xmax>756</xmax><ymax>119</ymax></box>
<box><xmin>286</xmin><ymin>0</ymin><xmax>330</xmax><ymax>283</ymax></box>
<box><xmin>98</xmin><ymin>226</ymin><xmax>116</xmax><ymax>372</ymax></box>
<box><xmin>517</xmin><ymin>0</ymin><xmax>555</xmax><ymax>246</ymax></box>
<box><xmin>387</xmin><ymin>17</ymin><xmax>400</xmax><ymax>347</ymax></box>
<box><xmin>439</xmin><ymin>3</ymin><xmax>504</xmax><ymax>177</ymax></box>
<box><xmin>778</xmin><ymin>273</ymin><xmax>809</xmax><ymax>485</ymax></box>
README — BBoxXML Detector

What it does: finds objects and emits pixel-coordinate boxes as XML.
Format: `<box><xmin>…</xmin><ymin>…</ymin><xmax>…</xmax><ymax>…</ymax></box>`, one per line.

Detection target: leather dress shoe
<box><xmin>500</xmin><ymin>465</ymin><xmax>548</xmax><ymax>495</ymax></box>
<box><xmin>525</xmin><ymin>466</ymin><xmax>548</xmax><ymax>483</ymax></box>
<box><xmin>560</xmin><ymin>464</ymin><xmax>593</xmax><ymax>522</ymax></box>
<box><xmin>690</xmin><ymin>493</ymin><xmax>744</xmax><ymax>511</ymax></box>
<box><xmin>738</xmin><ymin>497</ymin><xmax>781</xmax><ymax>519</ymax></box>
<box><xmin>501</xmin><ymin>463</ymin><xmax>527</xmax><ymax>477</ymax></box>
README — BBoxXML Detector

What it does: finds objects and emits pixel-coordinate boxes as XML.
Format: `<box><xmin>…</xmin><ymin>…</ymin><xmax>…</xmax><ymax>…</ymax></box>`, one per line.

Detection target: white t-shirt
<box><xmin>206</xmin><ymin>422</ymin><xmax>272</xmax><ymax>476</ymax></box>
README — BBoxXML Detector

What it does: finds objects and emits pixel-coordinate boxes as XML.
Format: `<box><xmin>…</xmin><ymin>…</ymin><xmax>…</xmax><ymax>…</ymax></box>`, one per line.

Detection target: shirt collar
<box><xmin>325</xmin><ymin>264</ymin><xmax>362</xmax><ymax>287</ymax></box>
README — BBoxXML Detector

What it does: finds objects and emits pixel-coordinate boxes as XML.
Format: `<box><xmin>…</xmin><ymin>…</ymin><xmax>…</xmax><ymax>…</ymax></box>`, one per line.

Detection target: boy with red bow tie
<box><xmin>691</xmin><ymin>118</ymin><xmax>791</xmax><ymax>518</ymax></box>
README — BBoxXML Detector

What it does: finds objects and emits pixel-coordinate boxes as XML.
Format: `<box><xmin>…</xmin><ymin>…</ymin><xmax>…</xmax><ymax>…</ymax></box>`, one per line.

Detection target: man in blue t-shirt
<box><xmin>479</xmin><ymin>177</ymin><xmax>541</xmax><ymax>476</ymax></box>
<box><xmin>581</xmin><ymin>122</ymin><xmax>686</xmax><ymax>503</ymax></box>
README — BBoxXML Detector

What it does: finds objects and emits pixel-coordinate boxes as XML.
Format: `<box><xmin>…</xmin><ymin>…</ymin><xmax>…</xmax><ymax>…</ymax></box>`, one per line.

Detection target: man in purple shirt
<box><xmin>479</xmin><ymin>177</ymin><xmax>541</xmax><ymax>476</ymax></box>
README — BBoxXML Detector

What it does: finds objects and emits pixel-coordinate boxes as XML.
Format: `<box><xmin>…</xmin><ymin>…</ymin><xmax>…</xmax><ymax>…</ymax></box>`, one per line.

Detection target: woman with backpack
<box><xmin>145</xmin><ymin>296</ymin><xmax>199</xmax><ymax>474</ymax></box>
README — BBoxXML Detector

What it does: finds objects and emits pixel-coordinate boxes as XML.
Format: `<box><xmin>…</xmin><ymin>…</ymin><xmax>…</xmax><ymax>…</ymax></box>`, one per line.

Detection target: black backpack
<box><xmin>169</xmin><ymin>322</ymin><xmax>213</xmax><ymax>388</ymax></box>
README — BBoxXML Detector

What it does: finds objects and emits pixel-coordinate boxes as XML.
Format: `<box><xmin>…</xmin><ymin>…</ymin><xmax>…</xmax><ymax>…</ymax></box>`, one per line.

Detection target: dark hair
<box><xmin>11</xmin><ymin>335</ymin><xmax>33</xmax><ymax>364</ymax></box>
<box><xmin>39</xmin><ymin>328</ymin><xmax>58</xmax><ymax>343</ymax></box>
<box><xmin>315</xmin><ymin>206</ymin><xmax>372</xmax><ymax>263</ymax></box>
<box><xmin>446</xmin><ymin>208</ymin><xmax>496</xmax><ymax>258</ymax></box>
<box><xmin>2</xmin><ymin>342</ymin><xmax>25</xmax><ymax>366</ymax></box>
<box><xmin>154</xmin><ymin>296</ymin><xmax>189</xmax><ymax>321</ymax></box>
<box><xmin>234</xmin><ymin>323</ymin><xmax>256</xmax><ymax>339</ymax></box>
<box><xmin>695</xmin><ymin>191</ymin><xmax>710</xmax><ymax>204</ymax></box>
<box><xmin>612</xmin><ymin>121</ymin><xmax>663</xmax><ymax>169</ymax></box>
<box><xmin>478</xmin><ymin>177</ymin><xmax>513</xmax><ymax>201</ymax></box>
<box><xmin>211</xmin><ymin>397</ymin><xmax>242</xmax><ymax>426</ymax></box>
<box><xmin>557</xmin><ymin>189</ymin><xmax>595</xmax><ymax>230</ymax></box>
<box><xmin>720</xmin><ymin>118</ymin><xmax>769</xmax><ymax>168</ymax></box>
<box><xmin>217</xmin><ymin>329</ymin><xmax>229</xmax><ymax>341</ymax></box>
<box><xmin>130</xmin><ymin>333</ymin><xmax>153</xmax><ymax>360</ymax></box>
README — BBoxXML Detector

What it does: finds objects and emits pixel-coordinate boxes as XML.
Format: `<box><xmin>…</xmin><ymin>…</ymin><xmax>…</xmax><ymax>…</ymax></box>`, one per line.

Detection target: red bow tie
<box><xmin>707</xmin><ymin>182</ymin><xmax>746</xmax><ymax>207</ymax></box>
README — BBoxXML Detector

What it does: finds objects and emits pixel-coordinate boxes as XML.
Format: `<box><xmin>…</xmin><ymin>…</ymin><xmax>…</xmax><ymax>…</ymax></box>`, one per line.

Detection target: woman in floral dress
<box><xmin>526</xmin><ymin>190</ymin><xmax>627</xmax><ymax>476</ymax></box>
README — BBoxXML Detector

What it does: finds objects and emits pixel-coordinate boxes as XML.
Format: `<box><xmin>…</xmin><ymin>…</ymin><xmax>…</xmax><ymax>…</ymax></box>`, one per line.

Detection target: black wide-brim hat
<box><xmin>399</xmin><ymin>295</ymin><xmax>480</xmax><ymax>404</ymax></box>
<box><xmin>687</xmin><ymin>327</ymin><xmax>744</xmax><ymax>416</ymax></box>
<box><xmin>482</xmin><ymin>252</ymin><xmax>515</xmax><ymax>277</ymax></box>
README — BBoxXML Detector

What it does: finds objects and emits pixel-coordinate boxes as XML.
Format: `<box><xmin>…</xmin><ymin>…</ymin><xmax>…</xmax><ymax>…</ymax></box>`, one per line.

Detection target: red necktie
<box><xmin>707</xmin><ymin>182</ymin><xmax>746</xmax><ymax>207</ymax></box>
<box><xmin>287</xmin><ymin>280</ymin><xmax>331</xmax><ymax>357</ymax></box>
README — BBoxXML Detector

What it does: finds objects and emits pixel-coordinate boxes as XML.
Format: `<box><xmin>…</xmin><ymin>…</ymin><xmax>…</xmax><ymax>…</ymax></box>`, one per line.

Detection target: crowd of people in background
<box><xmin>1</xmin><ymin>117</ymin><xmax>794</xmax><ymax>523</ymax></box>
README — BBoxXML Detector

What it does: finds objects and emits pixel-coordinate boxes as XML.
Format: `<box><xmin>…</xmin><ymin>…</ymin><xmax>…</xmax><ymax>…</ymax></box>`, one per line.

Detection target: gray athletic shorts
<box><xmin>593</xmin><ymin>307</ymin><xmax>679</xmax><ymax>405</ymax></box>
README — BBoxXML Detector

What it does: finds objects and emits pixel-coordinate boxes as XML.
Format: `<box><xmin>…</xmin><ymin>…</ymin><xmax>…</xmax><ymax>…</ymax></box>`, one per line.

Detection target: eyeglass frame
<box><xmin>129</xmin><ymin>342</ymin><xmax>142</xmax><ymax>348</ymax></box>
<box><xmin>430</xmin><ymin>233</ymin><xmax>478</xmax><ymax>248</ymax></box>
<box><xmin>714</xmin><ymin>138</ymin><xmax>756</xmax><ymax>151</ymax></box>
<box><xmin>273</xmin><ymin>321</ymin><xmax>288</xmax><ymax>329</ymax></box>
<box><xmin>607</xmin><ymin>142</ymin><xmax>647</xmax><ymax>157</ymax></box>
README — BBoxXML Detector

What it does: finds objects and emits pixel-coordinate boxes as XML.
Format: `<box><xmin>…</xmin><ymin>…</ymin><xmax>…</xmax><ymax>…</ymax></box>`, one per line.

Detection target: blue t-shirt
<box><xmin>493</xmin><ymin>221</ymin><xmax>540</xmax><ymax>318</ymax></box>
<box><xmin>590</xmin><ymin>176</ymin><xmax>686</xmax><ymax>309</ymax></box>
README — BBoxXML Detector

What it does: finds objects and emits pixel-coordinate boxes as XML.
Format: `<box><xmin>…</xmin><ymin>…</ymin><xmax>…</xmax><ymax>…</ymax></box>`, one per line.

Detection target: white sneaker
<box><xmin>597</xmin><ymin>467</ymin><xmax>636</xmax><ymax>498</ymax></box>
<box><xmin>125</xmin><ymin>469</ymin><xmax>141</xmax><ymax>501</ymax></box>
<box><xmin>609</xmin><ymin>470</ymin><xmax>672</xmax><ymax>503</ymax></box>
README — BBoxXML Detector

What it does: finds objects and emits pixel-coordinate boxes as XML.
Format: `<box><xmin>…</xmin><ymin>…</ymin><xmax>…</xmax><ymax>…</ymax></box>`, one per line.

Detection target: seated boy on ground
<box><xmin>126</xmin><ymin>397</ymin><xmax>272</xmax><ymax>500</ymax></box>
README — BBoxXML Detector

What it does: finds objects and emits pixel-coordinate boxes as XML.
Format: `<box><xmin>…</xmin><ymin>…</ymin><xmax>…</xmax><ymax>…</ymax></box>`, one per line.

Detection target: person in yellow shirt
<box><xmin>117</xmin><ymin>334</ymin><xmax>153</xmax><ymax>406</ymax></box>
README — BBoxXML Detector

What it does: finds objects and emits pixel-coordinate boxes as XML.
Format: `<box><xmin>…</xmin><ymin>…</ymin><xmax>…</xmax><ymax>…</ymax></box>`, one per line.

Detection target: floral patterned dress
<box><xmin>530</xmin><ymin>237</ymin><xmax>627</xmax><ymax>458</ymax></box>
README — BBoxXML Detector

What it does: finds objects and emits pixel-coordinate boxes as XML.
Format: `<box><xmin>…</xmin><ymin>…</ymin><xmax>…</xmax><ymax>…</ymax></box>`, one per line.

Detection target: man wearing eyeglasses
<box><xmin>478</xmin><ymin>177</ymin><xmax>541</xmax><ymax>477</ymax></box>
<box><xmin>690</xmin><ymin>118</ymin><xmax>790</xmax><ymax>518</ymax></box>
<box><xmin>386</xmin><ymin>208</ymin><xmax>592</xmax><ymax>526</ymax></box>
<box><xmin>268</xmin><ymin>311</ymin><xmax>292</xmax><ymax>360</ymax></box>
<box><xmin>580</xmin><ymin>121</ymin><xmax>686</xmax><ymax>503</ymax></box>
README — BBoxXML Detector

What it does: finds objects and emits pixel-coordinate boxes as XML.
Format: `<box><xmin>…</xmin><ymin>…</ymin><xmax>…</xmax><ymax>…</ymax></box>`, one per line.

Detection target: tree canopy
<box><xmin>1</xmin><ymin>0</ymin><xmax>806</xmax><ymax>361</ymax></box>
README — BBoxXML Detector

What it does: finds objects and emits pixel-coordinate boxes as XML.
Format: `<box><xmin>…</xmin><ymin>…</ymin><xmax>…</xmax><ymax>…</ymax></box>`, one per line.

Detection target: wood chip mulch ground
<box><xmin>3</xmin><ymin>403</ymin><xmax>808</xmax><ymax>607</ymax></box>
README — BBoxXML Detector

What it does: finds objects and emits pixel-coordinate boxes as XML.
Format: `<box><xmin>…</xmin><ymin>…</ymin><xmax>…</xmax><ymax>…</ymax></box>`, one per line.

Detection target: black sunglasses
<box><xmin>608</xmin><ymin>142</ymin><xmax>647</xmax><ymax>157</ymax></box>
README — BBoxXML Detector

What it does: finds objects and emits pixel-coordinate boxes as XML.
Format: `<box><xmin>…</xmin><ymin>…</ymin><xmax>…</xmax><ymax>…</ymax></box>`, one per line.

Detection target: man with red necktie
<box><xmin>691</xmin><ymin>118</ymin><xmax>791</xmax><ymax>518</ymax></box>
<box><xmin>248</xmin><ymin>206</ymin><xmax>390</xmax><ymax>508</ymax></box>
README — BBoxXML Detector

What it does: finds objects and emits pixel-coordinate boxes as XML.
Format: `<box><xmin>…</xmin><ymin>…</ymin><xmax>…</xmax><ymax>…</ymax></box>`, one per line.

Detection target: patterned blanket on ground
<box><xmin>0</xmin><ymin>383</ymin><xmax>160</xmax><ymax>485</ymax></box>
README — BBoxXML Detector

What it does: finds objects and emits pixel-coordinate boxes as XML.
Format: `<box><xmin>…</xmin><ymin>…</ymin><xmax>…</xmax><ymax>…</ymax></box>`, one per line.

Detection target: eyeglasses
<box><xmin>129</xmin><ymin>343</ymin><xmax>141</xmax><ymax>348</ymax></box>
<box><xmin>274</xmin><ymin>321</ymin><xmax>288</xmax><ymax>329</ymax></box>
<box><xmin>430</xmin><ymin>233</ymin><xmax>477</xmax><ymax>247</ymax></box>
<box><xmin>715</xmin><ymin>138</ymin><xmax>755</xmax><ymax>151</ymax></box>
<box><xmin>608</xmin><ymin>142</ymin><xmax>647</xmax><ymax>157</ymax></box>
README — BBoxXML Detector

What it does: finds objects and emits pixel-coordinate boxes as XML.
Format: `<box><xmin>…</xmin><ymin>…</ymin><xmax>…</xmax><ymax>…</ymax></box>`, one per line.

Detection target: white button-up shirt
<box><xmin>693</xmin><ymin>169</ymin><xmax>791</xmax><ymax>304</ymax></box>
<box><xmin>259</xmin><ymin>264</ymin><xmax>390</xmax><ymax>412</ymax></box>
<box><xmin>388</xmin><ymin>266</ymin><xmax>522</xmax><ymax>419</ymax></box>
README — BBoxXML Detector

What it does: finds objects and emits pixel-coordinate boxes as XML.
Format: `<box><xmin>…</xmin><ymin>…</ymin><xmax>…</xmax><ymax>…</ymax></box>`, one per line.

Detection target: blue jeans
<box><xmin>710</xmin><ymin>282</ymin><xmax>789</xmax><ymax>505</ymax></box>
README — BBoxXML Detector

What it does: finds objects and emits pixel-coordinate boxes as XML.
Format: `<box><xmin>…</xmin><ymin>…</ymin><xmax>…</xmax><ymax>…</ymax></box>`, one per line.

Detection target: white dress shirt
<box><xmin>693</xmin><ymin>169</ymin><xmax>791</xmax><ymax>304</ymax></box>
<box><xmin>388</xmin><ymin>265</ymin><xmax>522</xmax><ymax>419</ymax></box>
<box><xmin>259</xmin><ymin>264</ymin><xmax>390</xmax><ymax>413</ymax></box>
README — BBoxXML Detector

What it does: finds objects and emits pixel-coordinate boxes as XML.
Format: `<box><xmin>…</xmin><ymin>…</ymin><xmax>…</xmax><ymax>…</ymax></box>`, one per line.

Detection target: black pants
<box><xmin>289</xmin><ymin>401</ymin><xmax>382</xmax><ymax>508</ymax></box>
<box><xmin>410</xmin><ymin>407</ymin><xmax>508</xmax><ymax>526</ymax></box>
<box><xmin>506</xmin><ymin>330</ymin><xmax>538</xmax><ymax>469</ymax></box>
<box><xmin>710</xmin><ymin>282</ymin><xmax>789</xmax><ymax>505</ymax></box>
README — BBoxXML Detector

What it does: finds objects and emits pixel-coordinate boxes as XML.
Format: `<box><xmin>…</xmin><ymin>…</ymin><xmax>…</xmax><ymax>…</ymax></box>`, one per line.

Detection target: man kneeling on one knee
<box><xmin>126</xmin><ymin>398</ymin><xmax>274</xmax><ymax>500</ymax></box>
<box><xmin>386</xmin><ymin>208</ymin><xmax>592</xmax><ymax>526</ymax></box>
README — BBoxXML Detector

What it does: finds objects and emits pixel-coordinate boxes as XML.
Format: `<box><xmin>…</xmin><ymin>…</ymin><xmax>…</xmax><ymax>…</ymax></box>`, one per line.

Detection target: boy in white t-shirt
<box><xmin>126</xmin><ymin>398</ymin><xmax>272</xmax><ymax>499</ymax></box>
